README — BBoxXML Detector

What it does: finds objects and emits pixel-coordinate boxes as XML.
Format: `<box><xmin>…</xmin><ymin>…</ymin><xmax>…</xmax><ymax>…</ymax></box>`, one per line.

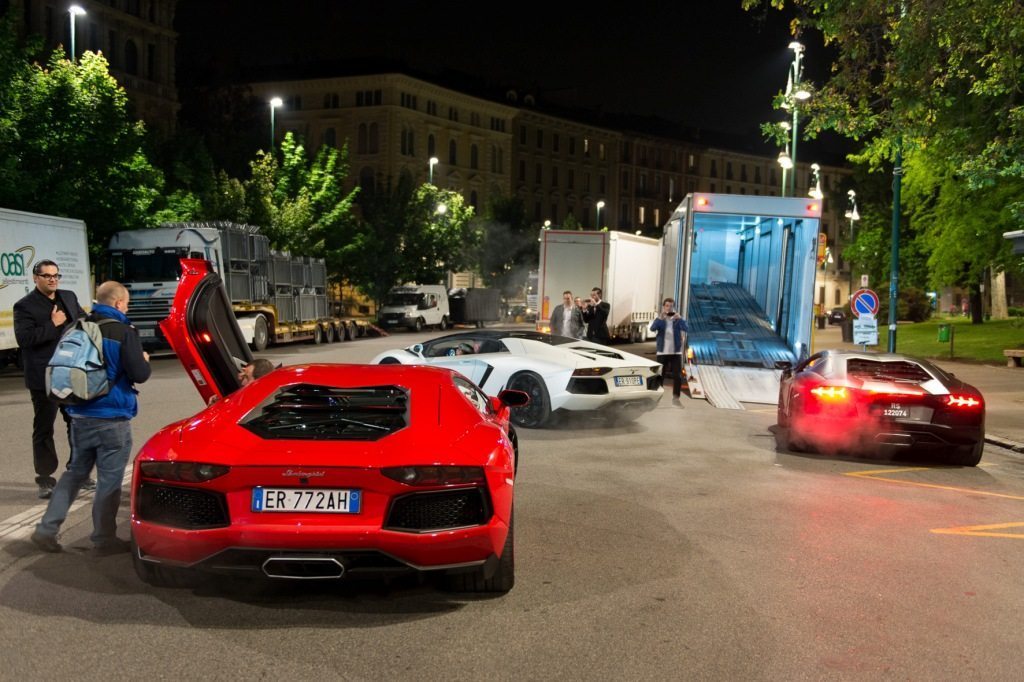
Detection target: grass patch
<box><xmin>879</xmin><ymin>317</ymin><xmax>1024</xmax><ymax>364</ymax></box>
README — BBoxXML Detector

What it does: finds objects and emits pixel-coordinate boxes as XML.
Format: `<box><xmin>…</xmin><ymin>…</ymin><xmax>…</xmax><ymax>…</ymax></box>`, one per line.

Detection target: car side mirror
<box><xmin>410</xmin><ymin>343</ymin><xmax>424</xmax><ymax>358</ymax></box>
<box><xmin>497</xmin><ymin>389</ymin><xmax>530</xmax><ymax>407</ymax></box>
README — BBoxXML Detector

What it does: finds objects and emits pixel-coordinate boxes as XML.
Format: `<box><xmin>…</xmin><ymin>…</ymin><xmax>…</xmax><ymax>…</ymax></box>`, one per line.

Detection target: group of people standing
<box><xmin>548</xmin><ymin>287</ymin><xmax>688</xmax><ymax>402</ymax></box>
<box><xmin>548</xmin><ymin>287</ymin><xmax>611</xmax><ymax>345</ymax></box>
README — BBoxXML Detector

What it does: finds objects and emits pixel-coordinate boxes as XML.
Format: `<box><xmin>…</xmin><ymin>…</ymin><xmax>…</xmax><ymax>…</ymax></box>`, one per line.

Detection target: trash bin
<box><xmin>841</xmin><ymin>318</ymin><xmax>854</xmax><ymax>343</ymax></box>
<box><xmin>937</xmin><ymin>324</ymin><xmax>951</xmax><ymax>343</ymax></box>
<box><xmin>816</xmin><ymin>315</ymin><xmax>826</xmax><ymax>330</ymax></box>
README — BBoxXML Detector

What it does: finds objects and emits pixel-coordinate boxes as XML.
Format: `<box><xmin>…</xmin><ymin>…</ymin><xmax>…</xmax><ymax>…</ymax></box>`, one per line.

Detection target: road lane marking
<box><xmin>0</xmin><ymin>464</ymin><xmax>135</xmax><ymax>545</ymax></box>
<box><xmin>844</xmin><ymin>467</ymin><xmax>1024</xmax><ymax>501</ymax></box>
<box><xmin>931</xmin><ymin>522</ymin><xmax>1024</xmax><ymax>539</ymax></box>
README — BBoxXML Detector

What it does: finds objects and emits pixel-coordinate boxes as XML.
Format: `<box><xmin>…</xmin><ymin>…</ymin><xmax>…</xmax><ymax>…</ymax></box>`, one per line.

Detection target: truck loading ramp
<box><xmin>686</xmin><ymin>282</ymin><xmax>791</xmax><ymax>408</ymax></box>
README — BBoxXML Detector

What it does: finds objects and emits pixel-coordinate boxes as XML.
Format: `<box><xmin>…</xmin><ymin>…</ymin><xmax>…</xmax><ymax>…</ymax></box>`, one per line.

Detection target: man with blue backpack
<box><xmin>31</xmin><ymin>281</ymin><xmax>151</xmax><ymax>555</ymax></box>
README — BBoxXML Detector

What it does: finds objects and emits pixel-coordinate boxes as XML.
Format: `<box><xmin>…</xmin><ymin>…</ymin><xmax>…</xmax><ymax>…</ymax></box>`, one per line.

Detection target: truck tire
<box><xmin>311</xmin><ymin>325</ymin><xmax>324</xmax><ymax>345</ymax></box>
<box><xmin>414</xmin><ymin>318</ymin><xmax>424</xmax><ymax>332</ymax></box>
<box><xmin>324</xmin><ymin>324</ymin><xmax>336</xmax><ymax>343</ymax></box>
<box><xmin>251</xmin><ymin>315</ymin><xmax>269</xmax><ymax>352</ymax></box>
<box><xmin>439</xmin><ymin>316</ymin><xmax>449</xmax><ymax>331</ymax></box>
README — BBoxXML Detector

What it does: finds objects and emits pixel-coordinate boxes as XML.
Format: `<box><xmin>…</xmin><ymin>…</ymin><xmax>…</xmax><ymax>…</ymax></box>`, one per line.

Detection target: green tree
<box><xmin>342</xmin><ymin>173</ymin><xmax>477</xmax><ymax>307</ymax></box>
<box><xmin>0</xmin><ymin>23</ymin><xmax>163</xmax><ymax>256</ymax></box>
<box><xmin>473</xmin><ymin>196</ymin><xmax>537</xmax><ymax>299</ymax></box>
<box><xmin>243</xmin><ymin>133</ymin><xmax>359</xmax><ymax>279</ymax></box>
<box><xmin>747</xmin><ymin>0</ymin><xmax>1024</xmax><ymax>323</ymax></box>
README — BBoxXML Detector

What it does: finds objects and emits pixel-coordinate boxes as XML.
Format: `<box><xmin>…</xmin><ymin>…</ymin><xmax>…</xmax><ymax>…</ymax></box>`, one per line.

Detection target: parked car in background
<box><xmin>776</xmin><ymin>349</ymin><xmax>985</xmax><ymax>466</ymax></box>
<box><xmin>828</xmin><ymin>308</ymin><xmax>846</xmax><ymax>325</ymax></box>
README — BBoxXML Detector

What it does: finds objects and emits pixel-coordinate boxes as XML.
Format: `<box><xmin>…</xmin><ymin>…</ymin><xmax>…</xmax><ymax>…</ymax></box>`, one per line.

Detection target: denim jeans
<box><xmin>36</xmin><ymin>417</ymin><xmax>133</xmax><ymax>546</ymax></box>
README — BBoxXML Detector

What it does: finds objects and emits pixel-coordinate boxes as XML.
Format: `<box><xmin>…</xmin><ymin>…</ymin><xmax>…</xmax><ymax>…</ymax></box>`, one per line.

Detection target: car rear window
<box><xmin>241</xmin><ymin>384</ymin><xmax>408</xmax><ymax>440</ymax></box>
<box><xmin>846</xmin><ymin>359</ymin><xmax>933</xmax><ymax>383</ymax></box>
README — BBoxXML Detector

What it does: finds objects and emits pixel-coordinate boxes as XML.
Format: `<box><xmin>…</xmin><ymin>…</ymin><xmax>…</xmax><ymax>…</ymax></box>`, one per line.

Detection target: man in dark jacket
<box><xmin>31</xmin><ymin>281</ymin><xmax>151</xmax><ymax>554</ymax></box>
<box><xmin>582</xmin><ymin>286</ymin><xmax>611</xmax><ymax>345</ymax></box>
<box><xmin>13</xmin><ymin>259</ymin><xmax>91</xmax><ymax>498</ymax></box>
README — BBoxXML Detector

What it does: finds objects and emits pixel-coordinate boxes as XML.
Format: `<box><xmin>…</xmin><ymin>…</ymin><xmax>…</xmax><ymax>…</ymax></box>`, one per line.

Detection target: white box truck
<box><xmin>536</xmin><ymin>230</ymin><xmax>661</xmax><ymax>342</ymax></box>
<box><xmin>1</xmin><ymin>208</ymin><xmax>92</xmax><ymax>367</ymax></box>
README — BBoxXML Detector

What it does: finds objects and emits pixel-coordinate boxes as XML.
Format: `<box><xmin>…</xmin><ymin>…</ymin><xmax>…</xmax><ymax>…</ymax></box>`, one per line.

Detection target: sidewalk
<box><xmin>812</xmin><ymin>323</ymin><xmax>1024</xmax><ymax>453</ymax></box>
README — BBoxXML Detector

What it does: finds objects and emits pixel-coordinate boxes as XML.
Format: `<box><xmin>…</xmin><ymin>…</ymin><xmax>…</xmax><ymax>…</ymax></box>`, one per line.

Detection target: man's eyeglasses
<box><xmin>36</xmin><ymin>273</ymin><xmax>62</xmax><ymax>280</ymax></box>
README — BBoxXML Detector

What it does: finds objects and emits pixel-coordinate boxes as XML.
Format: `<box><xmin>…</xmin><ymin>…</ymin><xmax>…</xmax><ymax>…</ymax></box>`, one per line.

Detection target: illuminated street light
<box><xmin>808</xmin><ymin>163</ymin><xmax>823</xmax><ymax>200</ymax></box>
<box><xmin>429</xmin><ymin>157</ymin><xmax>439</xmax><ymax>185</ymax></box>
<box><xmin>595</xmin><ymin>200</ymin><xmax>605</xmax><ymax>229</ymax></box>
<box><xmin>781</xmin><ymin>41</ymin><xmax>809</xmax><ymax>197</ymax></box>
<box><xmin>269</xmin><ymin>97</ymin><xmax>283</xmax><ymax>151</ymax></box>
<box><xmin>543</xmin><ymin>220</ymin><xmax>551</xmax><ymax>229</ymax></box>
<box><xmin>845</xmin><ymin>189</ymin><xmax>860</xmax><ymax>299</ymax></box>
<box><xmin>436</xmin><ymin>203</ymin><xmax>447</xmax><ymax>215</ymax></box>
<box><xmin>68</xmin><ymin>5</ymin><xmax>86</xmax><ymax>63</ymax></box>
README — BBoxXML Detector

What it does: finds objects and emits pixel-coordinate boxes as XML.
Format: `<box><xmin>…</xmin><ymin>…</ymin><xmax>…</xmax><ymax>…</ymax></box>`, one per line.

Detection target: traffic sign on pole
<box><xmin>851</xmin><ymin>288</ymin><xmax>880</xmax><ymax>318</ymax></box>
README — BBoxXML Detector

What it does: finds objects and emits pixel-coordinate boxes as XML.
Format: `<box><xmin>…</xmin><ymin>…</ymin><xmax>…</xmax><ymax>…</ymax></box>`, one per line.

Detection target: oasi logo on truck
<box><xmin>0</xmin><ymin>246</ymin><xmax>35</xmax><ymax>285</ymax></box>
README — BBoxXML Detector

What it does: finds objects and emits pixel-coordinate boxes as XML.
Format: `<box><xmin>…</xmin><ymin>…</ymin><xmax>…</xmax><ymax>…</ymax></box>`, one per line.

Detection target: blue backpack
<box><xmin>45</xmin><ymin>318</ymin><xmax>116</xmax><ymax>405</ymax></box>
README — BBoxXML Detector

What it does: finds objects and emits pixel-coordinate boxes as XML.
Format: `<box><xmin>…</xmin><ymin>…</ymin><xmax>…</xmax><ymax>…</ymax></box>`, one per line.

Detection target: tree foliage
<box><xmin>747</xmin><ymin>0</ymin><xmax>1024</xmax><ymax>322</ymax></box>
<box><xmin>342</xmin><ymin>173</ymin><xmax>478</xmax><ymax>306</ymax></box>
<box><xmin>0</xmin><ymin>14</ymin><xmax>163</xmax><ymax>256</ymax></box>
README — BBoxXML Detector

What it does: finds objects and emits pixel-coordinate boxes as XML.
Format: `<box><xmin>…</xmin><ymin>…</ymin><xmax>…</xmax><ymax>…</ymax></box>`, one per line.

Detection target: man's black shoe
<box><xmin>81</xmin><ymin>478</ymin><xmax>97</xmax><ymax>492</ymax></box>
<box><xmin>37</xmin><ymin>482</ymin><xmax>54</xmax><ymax>499</ymax></box>
<box><xmin>30</xmin><ymin>531</ymin><xmax>62</xmax><ymax>553</ymax></box>
<box><xmin>92</xmin><ymin>538</ymin><xmax>131</xmax><ymax>556</ymax></box>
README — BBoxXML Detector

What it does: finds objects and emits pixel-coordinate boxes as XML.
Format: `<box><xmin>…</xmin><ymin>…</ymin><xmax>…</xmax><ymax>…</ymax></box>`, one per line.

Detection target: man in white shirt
<box><xmin>549</xmin><ymin>290</ymin><xmax>584</xmax><ymax>339</ymax></box>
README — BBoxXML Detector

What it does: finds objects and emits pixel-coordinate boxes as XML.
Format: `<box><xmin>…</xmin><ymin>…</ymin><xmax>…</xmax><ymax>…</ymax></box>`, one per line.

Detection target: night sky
<box><xmin>175</xmin><ymin>1</ymin><xmax>848</xmax><ymax>160</ymax></box>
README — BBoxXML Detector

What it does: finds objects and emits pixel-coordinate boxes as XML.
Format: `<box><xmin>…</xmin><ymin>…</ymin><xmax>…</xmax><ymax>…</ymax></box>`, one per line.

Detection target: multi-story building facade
<box><xmin>18</xmin><ymin>0</ymin><xmax>179</xmax><ymax>133</ymax></box>
<box><xmin>254</xmin><ymin>71</ymin><xmax>854</xmax><ymax>307</ymax></box>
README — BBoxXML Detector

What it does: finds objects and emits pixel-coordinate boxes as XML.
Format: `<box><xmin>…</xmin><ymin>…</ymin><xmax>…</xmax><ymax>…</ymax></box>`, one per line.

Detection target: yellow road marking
<box><xmin>844</xmin><ymin>467</ymin><xmax>1024</xmax><ymax>501</ymax></box>
<box><xmin>931</xmin><ymin>522</ymin><xmax>1024</xmax><ymax>539</ymax></box>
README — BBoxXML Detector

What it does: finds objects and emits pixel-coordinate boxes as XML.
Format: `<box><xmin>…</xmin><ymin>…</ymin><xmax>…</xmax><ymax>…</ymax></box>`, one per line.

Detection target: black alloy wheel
<box><xmin>507</xmin><ymin>372</ymin><xmax>551</xmax><ymax>428</ymax></box>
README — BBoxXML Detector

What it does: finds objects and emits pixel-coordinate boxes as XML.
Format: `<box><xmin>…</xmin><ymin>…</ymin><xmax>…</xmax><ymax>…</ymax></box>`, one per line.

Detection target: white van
<box><xmin>378</xmin><ymin>284</ymin><xmax>451</xmax><ymax>332</ymax></box>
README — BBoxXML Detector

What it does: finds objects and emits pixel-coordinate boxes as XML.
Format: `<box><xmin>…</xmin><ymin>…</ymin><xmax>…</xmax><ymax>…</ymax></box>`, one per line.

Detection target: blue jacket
<box><xmin>649</xmin><ymin>315</ymin><xmax>688</xmax><ymax>354</ymax></box>
<box><xmin>66</xmin><ymin>304</ymin><xmax>151</xmax><ymax>419</ymax></box>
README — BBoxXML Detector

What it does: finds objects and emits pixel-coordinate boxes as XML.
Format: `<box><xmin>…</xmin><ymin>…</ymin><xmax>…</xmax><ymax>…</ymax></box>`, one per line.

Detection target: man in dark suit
<box><xmin>13</xmin><ymin>259</ymin><xmax>92</xmax><ymax>498</ymax></box>
<box><xmin>582</xmin><ymin>286</ymin><xmax>611</xmax><ymax>345</ymax></box>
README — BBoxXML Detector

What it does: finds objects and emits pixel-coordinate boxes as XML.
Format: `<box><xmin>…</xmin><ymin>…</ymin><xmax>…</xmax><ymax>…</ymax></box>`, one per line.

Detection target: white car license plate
<box><xmin>252</xmin><ymin>487</ymin><xmax>361</xmax><ymax>514</ymax></box>
<box><xmin>614</xmin><ymin>375</ymin><xmax>644</xmax><ymax>387</ymax></box>
<box><xmin>881</xmin><ymin>403</ymin><xmax>909</xmax><ymax>419</ymax></box>
<box><xmin>138</xmin><ymin>329</ymin><xmax>155</xmax><ymax>338</ymax></box>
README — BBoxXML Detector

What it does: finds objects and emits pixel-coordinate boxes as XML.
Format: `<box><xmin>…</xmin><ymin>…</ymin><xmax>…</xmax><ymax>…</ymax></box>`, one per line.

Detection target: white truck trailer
<box><xmin>536</xmin><ymin>229</ymin><xmax>661</xmax><ymax>342</ymax></box>
<box><xmin>660</xmin><ymin>193</ymin><xmax>822</xmax><ymax>407</ymax></box>
<box><xmin>1</xmin><ymin>208</ymin><xmax>92</xmax><ymax>367</ymax></box>
<box><xmin>105</xmin><ymin>222</ymin><xmax>368</xmax><ymax>351</ymax></box>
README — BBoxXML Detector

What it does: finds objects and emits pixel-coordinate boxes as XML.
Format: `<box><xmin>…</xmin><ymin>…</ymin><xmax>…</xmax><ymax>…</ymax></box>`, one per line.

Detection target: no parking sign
<box><xmin>851</xmin><ymin>288</ymin><xmax>880</xmax><ymax>318</ymax></box>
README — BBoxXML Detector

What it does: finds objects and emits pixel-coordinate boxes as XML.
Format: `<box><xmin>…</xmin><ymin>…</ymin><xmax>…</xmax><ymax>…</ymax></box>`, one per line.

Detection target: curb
<box><xmin>985</xmin><ymin>434</ymin><xmax>1024</xmax><ymax>455</ymax></box>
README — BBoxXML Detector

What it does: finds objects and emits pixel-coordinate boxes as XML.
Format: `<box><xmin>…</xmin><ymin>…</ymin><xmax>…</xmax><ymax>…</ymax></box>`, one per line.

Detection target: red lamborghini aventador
<box><xmin>130</xmin><ymin>259</ymin><xmax>527</xmax><ymax>593</ymax></box>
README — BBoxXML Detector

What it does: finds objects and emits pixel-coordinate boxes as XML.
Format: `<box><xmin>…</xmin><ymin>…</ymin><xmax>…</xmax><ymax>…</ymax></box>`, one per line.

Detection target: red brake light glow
<box><xmin>810</xmin><ymin>386</ymin><xmax>847</xmax><ymax>401</ymax></box>
<box><xmin>947</xmin><ymin>395</ymin><xmax>981</xmax><ymax>408</ymax></box>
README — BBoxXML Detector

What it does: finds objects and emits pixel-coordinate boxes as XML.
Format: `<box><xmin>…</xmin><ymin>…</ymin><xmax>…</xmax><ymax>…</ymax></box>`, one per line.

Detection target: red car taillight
<box><xmin>382</xmin><ymin>466</ymin><xmax>486</xmax><ymax>487</ymax></box>
<box><xmin>947</xmin><ymin>394</ymin><xmax>983</xmax><ymax>408</ymax></box>
<box><xmin>139</xmin><ymin>461</ymin><xmax>230</xmax><ymax>483</ymax></box>
<box><xmin>810</xmin><ymin>386</ymin><xmax>848</xmax><ymax>401</ymax></box>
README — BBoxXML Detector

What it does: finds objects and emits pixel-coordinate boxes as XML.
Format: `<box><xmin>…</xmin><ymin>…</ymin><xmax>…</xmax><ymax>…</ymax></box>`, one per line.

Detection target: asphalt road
<box><xmin>1</xmin><ymin>328</ymin><xmax>1023</xmax><ymax>679</ymax></box>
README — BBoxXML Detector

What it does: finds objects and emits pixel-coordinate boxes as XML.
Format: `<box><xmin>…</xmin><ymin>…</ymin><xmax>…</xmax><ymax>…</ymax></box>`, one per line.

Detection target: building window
<box><xmin>754</xmin><ymin>167</ymin><xmax>762</xmax><ymax>184</ymax></box>
<box><xmin>449</xmin><ymin>140</ymin><xmax>457</xmax><ymax>165</ymax></box>
<box><xmin>688</xmin><ymin>154</ymin><xmax>696</xmax><ymax>172</ymax></box>
<box><xmin>357</xmin><ymin>124</ymin><xmax>367</xmax><ymax>154</ymax></box>
<box><xmin>356</xmin><ymin>90</ymin><xmax>382</xmax><ymax>106</ymax></box>
<box><xmin>552</xmin><ymin>167</ymin><xmax>559</xmax><ymax>187</ymax></box>
<box><xmin>584</xmin><ymin>173</ymin><xmax>590</xmax><ymax>192</ymax></box>
<box><xmin>553</xmin><ymin>134</ymin><xmax>560</xmax><ymax>153</ymax></box>
<box><xmin>427</xmin><ymin>100</ymin><xmax>437</xmax><ymax>115</ymax></box>
<box><xmin>622</xmin><ymin>171</ymin><xmax>629</xmax><ymax>190</ymax></box>
<box><xmin>567</xmin><ymin>170</ymin><xmax>574</xmax><ymax>189</ymax></box>
<box><xmin>471</xmin><ymin>112</ymin><xmax>480</xmax><ymax>126</ymax></box>
<box><xmin>323</xmin><ymin>93</ymin><xmax>339</xmax><ymax>109</ymax></box>
<box><xmin>710</xmin><ymin>160</ymin><xmax>717</xmax><ymax>178</ymax></box>
<box><xmin>726</xmin><ymin>162</ymin><xmax>733</xmax><ymax>180</ymax></box>
<box><xmin>654</xmin><ymin>208</ymin><xmax>660</xmax><ymax>226</ymax></box>
<box><xmin>835</xmin><ymin>289</ymin><xmax>841</xmax><ymax>305</ymax></box>
<box><xmin>400</xmin><ymin>93</ymin><xmax>418</xmax><ymax>110</ymax></box>
<box><xmin>470</xmin><ymin>190</ymin><xmax>479</xmax><ymax>209</ymax></box>
<box><xmin>492</xmin><ymin>145</ymin><xmax>503</xmax><ymax>174</ymax></box>
<box><xmin>471</xmin><ymin>145</ymin><xmax>479</xmax><ymax>169</ymax></box>
<box><xmin>740</xmin><ymin>165</ymin><xmax>748</xmax><ymax>182</ymax></box>
<box><xmin>569</xmin><ymin>137</ymin><xmax>576</xmax><ymax>156</ymax></box>
<box><xmin>519</xmin><ymin>126</ymin><xmax>527</xmax><ymax>145</ymax></box>
<box><xmin>369</xmin><ymin>123</ymin><xmax>379</xmax><ymax>153</ymax></box>
<box><xmin>491</xmin><ymin>117</ymin><xmax>506</xmax><ymax>132</ymax></box>
<box><xmin>535</xmin><ymin>164</ymin><xmax>542</xmax><ymax>184</ymax></box>
<box><xmin>599</xmin><ymin>143</ymin><xmax>606</xmax><ymax>160</ymax></box>
<box><xmin>769</xmin><ymin>168</ymin><xmax>776</xmax><ymax>186</ymax></box>
<box><xmin>599</xmin><ymin>175</ymin><xmax>606</xmax><ymax>194</ymax></box>
<box><xmin>428</xmin><ymin>134</ymin><xmax>436</xmax><ymax>158</ymax></box>
<box><xmin>107</xmin><ymin>30</ymin><xmax>118</xmax><ymax>68</ymax></box>
<box><xmin>123</xmin><ymin>40</ymin><xmax>139</xmax><ymax>75</ymax></box>
<box><xmin>584</xmin><ymin>138</ymin><xmax>591</xmax><ymax>157</ymax></box>
<box><xmin>401</xmin><ymin>128</ymin><xmax>415</xmax><ymax>156</ymax></box>
<box><xmin>449</xmin><ymin>107</ymin><xmax>459</xmax><ymax>122</ymax></box>
<box><xmin>518</xmin><ymin>160</ymin><xmax>526</xmax><ymax>182</ymax></box>
<box><xmin>639</xmin><ymin>206</ymin><xmax>646</xmax><ymax>226</ymax></box>
<box><xmin>146</xmin><ymin>43</ymin><xmax>156</xmax><ymax>79</ymax></box>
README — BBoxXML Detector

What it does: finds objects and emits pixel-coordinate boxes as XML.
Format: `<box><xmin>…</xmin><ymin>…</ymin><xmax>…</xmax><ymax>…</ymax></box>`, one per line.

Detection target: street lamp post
<box><xmin>808</xmin><ymin>163</ymin><xmax>823</xmax><ymax>200</ymax></box>
<box><xmin>844</xmin><ymin>189</ymin><xmax>860</xmax><ymax>300</ymax></box>
<box><xmin>777</xmin><ymin>149</ymin><xmax>793</xmax><ymax>196</ymax></box>
<box><xmin>595</xmin><ymin>200</ymin><xmax>605</xmax><ymax>230</ymax></box>
<box><xmin>429</xmin><ymin>157</ymin><xmax>439</xmax><ymax>185</ymax></box>
<box><xmin>268</xmin><ymin>97</ymin><xmax>283</xmax><ymax>151</ymax></box>
<box><xmin>782</xmin><ymin>41</ymin><xmax>810</xmax><ymax>197</ymax></box>
<box><xmin>68</xmin><ymin>5</ymin><xmax>86</xmax><ymax>63</ymax></box>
